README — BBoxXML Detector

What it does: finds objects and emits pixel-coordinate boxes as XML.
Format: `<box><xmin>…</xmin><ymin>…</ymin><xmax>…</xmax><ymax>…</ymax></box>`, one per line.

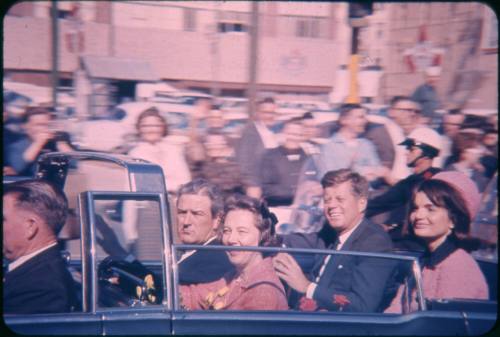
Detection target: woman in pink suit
<box><xmin>180</xmin><ymin>194</ymin><xmax>288</xmax><ymax>311</ymax></box>
<box><xmin>387</xmin><ymin>171</ymin><xmax>488</xmax><ymax>313</ymax></box>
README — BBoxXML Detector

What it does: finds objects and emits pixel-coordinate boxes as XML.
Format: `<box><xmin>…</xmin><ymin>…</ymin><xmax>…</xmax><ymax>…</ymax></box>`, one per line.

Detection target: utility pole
<box><xmin>51</xmin><ymin>1</ymin><xmax>59</xmax><ymax>111</ymax></box>
<box><xmin>247</xmin><ymin>1</ymin><xmax>259</xmax><ymax>117</ymax></box>
<box><xmin>345</xmin><ymin>3</ymin><xmax>373</xmax><ymax>104</ymax></box>
<box><xmin>210</xmin><ymin>5</ymin><xmax>222</xmax><ymax>97</ymax></box>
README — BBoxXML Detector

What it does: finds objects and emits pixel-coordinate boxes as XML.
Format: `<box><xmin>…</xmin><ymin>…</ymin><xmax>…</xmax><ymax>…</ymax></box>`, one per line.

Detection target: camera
<box><xmin>53</xmin><ymin>131</ymin><xmax>69</xmax><ymax>142</ymax></box>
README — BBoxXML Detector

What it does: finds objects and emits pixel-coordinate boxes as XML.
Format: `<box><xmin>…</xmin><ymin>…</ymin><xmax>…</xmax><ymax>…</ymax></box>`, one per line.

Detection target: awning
<box><xmin>82</xmin><ymin>55</ymin><xmax>158</xmax><ymax>81</ymax></box>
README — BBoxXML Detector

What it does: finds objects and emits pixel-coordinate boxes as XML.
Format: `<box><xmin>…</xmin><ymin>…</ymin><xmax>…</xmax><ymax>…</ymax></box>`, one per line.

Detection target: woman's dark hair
<box><xmin>409</xmin><ymin>179</ymin><xmax>471</xmax><ymax>241</ymax></box>
<box><xmin>135</xmin><ymin>107</ymin><xmax>168</xmax><ymax>137</ymax></box>
<box><xmin>219</xmin><ymin>194</ymin><xmax>280</xmax><ymax>247</ymax></box>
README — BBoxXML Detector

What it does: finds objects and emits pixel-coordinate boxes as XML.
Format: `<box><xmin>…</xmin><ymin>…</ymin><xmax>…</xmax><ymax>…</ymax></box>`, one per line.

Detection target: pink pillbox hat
<box><xmin>431</xmin><ymin>171</ymin><xmax>481</xmax><ymax>219</ymax></box>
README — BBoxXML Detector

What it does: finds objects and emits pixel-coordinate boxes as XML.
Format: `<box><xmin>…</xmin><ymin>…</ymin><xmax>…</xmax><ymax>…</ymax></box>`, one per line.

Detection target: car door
<box><xmin>81</xmin><ymin>191</ymin><xmax>174</xmax><ymax>335</ymax></box>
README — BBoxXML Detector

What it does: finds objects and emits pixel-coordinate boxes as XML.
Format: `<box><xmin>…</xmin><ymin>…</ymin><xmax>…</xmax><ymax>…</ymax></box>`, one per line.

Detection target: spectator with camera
<box><xmin>5</xmin><ymin>106</ymin><xmax>74</xmax><ymax>176</ymax></box>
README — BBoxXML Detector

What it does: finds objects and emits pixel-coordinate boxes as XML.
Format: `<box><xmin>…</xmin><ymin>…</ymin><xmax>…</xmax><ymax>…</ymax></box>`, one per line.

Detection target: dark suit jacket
<box><xmin>311</xmin><ymin>219</ymin><xmax>394</xmax><ymax>312</ymax></box>
<box><xmin>235</xmin><ymin>122</ymin><xmax>267</xmax><ymax>186</ymax></box>
<box><xmin>3</xmin><ymin>245</ymin><xmax>78</xmax><ymax>314</ymax></box>
<box><xmin>364</xmin><ymin>123</ymin><xmax>395</xmax><ymax>170</ymax></box>
<box><xmin>283</xmin><ymin>220</ymin><xmax>394</xmax><ymax>312</ymax></box>
<box><xmin>178</xmin><ymin>239</ymin><xmax>234</xmax><ymax>285</ymax></box>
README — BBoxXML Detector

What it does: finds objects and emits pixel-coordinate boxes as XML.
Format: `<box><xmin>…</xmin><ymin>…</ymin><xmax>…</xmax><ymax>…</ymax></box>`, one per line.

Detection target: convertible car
<box><xmin>3</xmin><ymin>152</ymin><xmax>497</xmax><ymax>335</ymax></box>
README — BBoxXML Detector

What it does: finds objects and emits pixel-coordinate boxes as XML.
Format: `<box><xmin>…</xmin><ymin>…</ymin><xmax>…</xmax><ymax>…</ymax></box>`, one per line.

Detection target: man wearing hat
<box><xmin>365</xmin><ymin>127</ymin><xmax>443</xmax><ymax>249</ymax></box>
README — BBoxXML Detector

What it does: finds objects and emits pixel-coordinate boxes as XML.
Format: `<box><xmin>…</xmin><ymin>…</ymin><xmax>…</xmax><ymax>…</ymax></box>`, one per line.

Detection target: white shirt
<box><xmin>305</xmin><ymin>221</ymin><xmax>362</xmax><ymax>299</ymax></box>
<box><xmin>177</xmin><ymin>236</ymin><xmax>217</xmax><ymax>264</ymax></box>
<box><xmin>383</xmin><ymin>119</ymin><xmax>412</xmax><ymax>181</ymax></box>
<box><xmin>8</xmin><ymin>242</ymin><xmax>58</xmax><ymax>272</ymax></box>
<box><xmin>254</xmin><ymin>121</ymin><xmax>279</xmax><ymax>149</ymax></box>
<box><xmin>128</xmin><ymin>137</ymin><xmax>192</xmax><ymax>192</ymax></box>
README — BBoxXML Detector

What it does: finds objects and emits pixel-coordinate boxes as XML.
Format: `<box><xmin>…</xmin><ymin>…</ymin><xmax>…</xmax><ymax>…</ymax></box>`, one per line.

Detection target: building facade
<box><xmin>359</xmin><ymin>2</ymin><xmax>498</xmax><ymax>111</ymax></box>
<box><xmin>4</xmin><ymin>2</ymin><xmax>497</xmax><ymax>112</ymax></box>
<box><xmin>4</xmin><ymin>1</ymin><xmax>352</xmax><ymax>103</ymax></box>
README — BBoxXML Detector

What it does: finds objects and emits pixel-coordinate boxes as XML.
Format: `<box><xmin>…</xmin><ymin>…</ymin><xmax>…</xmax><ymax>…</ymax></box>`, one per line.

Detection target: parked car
<box><xmin>3</xmin><ymin>152</ymin><xmax>497</xmax><ymax>335</ymax></box>
<box><xmin>217</xmin><ymin>97</ymin><xmax>248</xmax><ymax>114</ymax></box>
<box><xmin>3</xmin><ymin>81</ymin><xmax>75</xmax><ymax>117</ymax></box>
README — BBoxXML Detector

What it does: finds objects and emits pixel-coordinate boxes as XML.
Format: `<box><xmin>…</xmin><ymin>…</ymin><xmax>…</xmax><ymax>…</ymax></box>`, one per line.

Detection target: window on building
<box><xmin>183</xmin><ymin>8</ymin><xmax>197</xmax><ymax>32</ymax></box>
<box><xmin>217</xmin><ymin>11</ymin><xmax>249</xmax><ymax>33</ymax></box>
<box><xmin>295</xmin><ymin>18</ymin><xmax>321</xmax><ymax>38</ymax></box>
<box><xmin>217</xmin><ymin>22</ymin><xmax>247</xmax><ymax>33</ymax></box>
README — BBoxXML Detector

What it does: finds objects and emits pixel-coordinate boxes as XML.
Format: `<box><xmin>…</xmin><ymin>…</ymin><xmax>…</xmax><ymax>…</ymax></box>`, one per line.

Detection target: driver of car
<box><xmin>176</xmin><ymin>179</ymin><xmax>234</xmax><ymax>285</ymax></box>
<box><xmin>3</xmin><ymin>179</ymin><xmax>78</xmax><ymax>314</ymax></box>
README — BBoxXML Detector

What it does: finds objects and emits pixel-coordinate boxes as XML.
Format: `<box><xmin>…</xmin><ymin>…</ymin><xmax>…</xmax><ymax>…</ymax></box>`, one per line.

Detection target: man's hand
<box><xmin>33</xmin><ymin>130</ymin><xmax>54</xmax><ymax>143</ymax></box>
<box><xmin>273</xmin><ymin>253</ymin><xmax>310</xmax><ymax>294</ymax></box>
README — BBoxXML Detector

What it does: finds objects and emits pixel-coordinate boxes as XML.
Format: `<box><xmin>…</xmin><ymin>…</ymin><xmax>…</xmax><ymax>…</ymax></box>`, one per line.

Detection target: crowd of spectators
<box><xmin>3</xmin><ymin>75</ymin><xmax>497</xmax><ymax>315</ymax></box>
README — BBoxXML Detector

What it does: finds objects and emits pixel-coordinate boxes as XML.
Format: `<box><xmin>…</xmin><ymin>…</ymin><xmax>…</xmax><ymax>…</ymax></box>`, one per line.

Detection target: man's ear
<box><xmin>358</xmin><ymin>197</ymin><xmax>368</xmax><ymax>213</ymax></box>
<box><xmin>24</xmin><ymin>216</ymin><xmax>39</xmax><ymax>240</ymax></box>
<box><xmin>212</xmin><ymin>213</ymin><xmax>222</xmax><ymax>232</ymax></box>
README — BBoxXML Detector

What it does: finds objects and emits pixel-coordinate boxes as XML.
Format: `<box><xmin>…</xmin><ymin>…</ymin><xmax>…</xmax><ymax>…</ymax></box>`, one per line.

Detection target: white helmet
<box><xmin>400</xmin><ymin>127</ymin><xmax>442</xmax><ymax>158</ymax></box>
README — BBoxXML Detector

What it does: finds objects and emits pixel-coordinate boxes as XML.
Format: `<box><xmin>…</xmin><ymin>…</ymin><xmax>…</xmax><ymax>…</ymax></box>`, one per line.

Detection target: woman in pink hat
<box><xmin>386</xmin><ymin>171</ymin><xmax>488</xmax><ymax>313</ymax></box>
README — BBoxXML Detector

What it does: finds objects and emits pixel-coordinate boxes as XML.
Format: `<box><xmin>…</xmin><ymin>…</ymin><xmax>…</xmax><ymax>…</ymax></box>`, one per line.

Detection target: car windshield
<box><xmin>88</xmin><ymin>194</ymin><xmax>167</xmax><ymax>309</ymax></box>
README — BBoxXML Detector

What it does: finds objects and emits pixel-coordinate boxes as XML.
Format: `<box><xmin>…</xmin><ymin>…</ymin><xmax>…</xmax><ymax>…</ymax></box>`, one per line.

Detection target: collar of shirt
<box><xmin>178</xmin><ymin>236</ymin><xmax>218</xmax><ymax>264</ymax></box>
<box><xmin>337</xmin><ymin>220</ymin><xmax>362</xmax><ymax>250</ymax></box>
<box><xmin>254</xmin><ymin>121</ymin><xmax>279</xmax><ymax>149</ymax></box>
<box><xmin>8</xmin><ymin>241</ymin><xmax>58</xmax><ymax>272</ymax></box>
<box><xmin>421</xmin><ymin>236</ymin><xmax>458</xmax><ymax>269</ymax></box>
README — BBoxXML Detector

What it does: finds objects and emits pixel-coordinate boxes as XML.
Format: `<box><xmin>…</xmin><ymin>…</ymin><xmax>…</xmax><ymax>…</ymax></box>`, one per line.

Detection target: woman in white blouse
<box><xmin>128</xmin><ymin>107</ymin><xmax>191</xmax><ymax>192</ymax></box>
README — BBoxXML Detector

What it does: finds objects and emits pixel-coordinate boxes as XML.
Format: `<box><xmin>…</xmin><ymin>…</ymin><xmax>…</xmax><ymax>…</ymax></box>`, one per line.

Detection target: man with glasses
<box><xmin>383</xmin><ymin>96</ymin><xmax>428</xmax><ymax>185</ymax></box>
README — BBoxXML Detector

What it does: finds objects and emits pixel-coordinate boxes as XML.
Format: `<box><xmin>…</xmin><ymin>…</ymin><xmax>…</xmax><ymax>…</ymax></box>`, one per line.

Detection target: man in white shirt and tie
<box><xmin>274</xmin><ymin>169</ymin><xmax>393</xmax><ymax>312</ymax></box>
<box><xmin>176</xmin><ymin>179</ymin><xmax>234</xmax><ymax>285</ymax></box>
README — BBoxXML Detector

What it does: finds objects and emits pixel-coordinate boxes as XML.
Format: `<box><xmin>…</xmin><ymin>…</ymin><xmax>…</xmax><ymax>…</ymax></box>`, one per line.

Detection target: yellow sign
<box><xmin>346</xmin><ymin>54</ymin><xmax>360</xmax><ymax>104</ymax></box>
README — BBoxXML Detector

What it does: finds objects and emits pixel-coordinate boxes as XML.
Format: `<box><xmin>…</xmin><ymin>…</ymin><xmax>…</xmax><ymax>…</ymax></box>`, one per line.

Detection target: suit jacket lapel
<box><xmin>317</xmin><ymin>220</ymin><xmax>369</xmax><ymax>285</ymax></box>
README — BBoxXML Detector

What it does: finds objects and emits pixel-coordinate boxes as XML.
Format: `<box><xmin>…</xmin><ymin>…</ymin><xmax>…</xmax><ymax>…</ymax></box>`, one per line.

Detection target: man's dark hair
<box><xmin>25</xmin><ymin>106</ymin><xmax>54</xmax><ymax>122</ymax></box>
<box><xmin>448</xmin><ymin>108</ymin><xmax>462</xmax><ymax>115</ymax></box>
<box><xmin>301</xmin><ymin>111</ymin><xmax>314</xmax><ymax>120</ymax></box>
<box><xmin>258</xmin><ymin>97</ymin><xmax>275</xmax><ymax>105</ymax></box>
<box><xmin>338</xmin><ymin>103</ymin><xmax>366</xmax><ymax>119</ymax></box>
<box><xmin>389</xmin><ymin>96</ymin><xmax>420</xmax><ymax>112</ymax></box>
<box><xmin>177</xmin><ymin>178</ymin><xmax>224</xmax><ymax>218</ymax></box>
<box><xmin>4</xmin><ymin>179</ymin><xmax>68</xmax><ymax>234</ymax></box>
<box><xmin>321</xmin><ymin>169</ymin><xmax>369</xmax><ymax>199</ymax></box>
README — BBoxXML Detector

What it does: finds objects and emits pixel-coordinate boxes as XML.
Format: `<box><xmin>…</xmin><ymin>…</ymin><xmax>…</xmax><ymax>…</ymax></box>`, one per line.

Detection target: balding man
<box><xmin>3</xmin><ymin>179</ymin><xmax>77</xmax><ymax>314</ymax></box>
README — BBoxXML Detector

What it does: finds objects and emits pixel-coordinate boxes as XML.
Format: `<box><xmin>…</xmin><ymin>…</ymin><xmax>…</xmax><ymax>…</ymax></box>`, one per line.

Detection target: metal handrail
<box><xmin>173</xmin><ymin>244</ymin><xmax>420</xmax><ymax>261</ymax></box>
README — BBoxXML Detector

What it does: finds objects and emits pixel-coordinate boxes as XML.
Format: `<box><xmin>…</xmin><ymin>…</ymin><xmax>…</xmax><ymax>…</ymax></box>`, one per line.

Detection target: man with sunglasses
<box><xmin>365</xmin><ymin>127</ymin><xmax>443</xmax><ymax>250</ymax></box>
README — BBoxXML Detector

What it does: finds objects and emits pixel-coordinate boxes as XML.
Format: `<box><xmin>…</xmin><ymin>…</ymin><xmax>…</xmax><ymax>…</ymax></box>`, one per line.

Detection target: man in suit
<box><xmin>3</xmin><ymin>179</ymin><xmax>77</xmax><ymax>314</ymax></box>
<box><xmin>176</xmin><ymin>179</ymin><xmax>234</xmax><ymax>285</ymax></box>
<box><xmin>234</xmin><ymin>97</ymin><xmax>279</xmax><ymax>198</ymax></box>
<box><xmin>274</xmin><ymin>169</ymin><xmax>393</xmax><ymax>312</ymax></box>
